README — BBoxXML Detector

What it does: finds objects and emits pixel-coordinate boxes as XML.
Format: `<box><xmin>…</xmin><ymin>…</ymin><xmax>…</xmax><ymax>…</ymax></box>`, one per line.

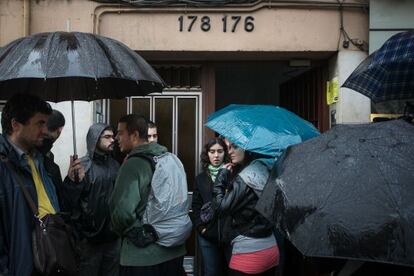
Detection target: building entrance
<box><xmin>109</xmin><ymin>91</ymin><xmax>202</xmax><ymax>189</ymax></box>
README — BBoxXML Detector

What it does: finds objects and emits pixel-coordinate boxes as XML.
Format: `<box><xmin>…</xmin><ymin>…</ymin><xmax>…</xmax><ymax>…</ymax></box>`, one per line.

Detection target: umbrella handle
<box><xmin>71</xmin><ymin>101</ymin><xmax>79</xmax><ymax>182</ymax></box>
<box><xmin>73</xmin><ymin>154</ymin><xmax>79</xmax><ymax>183</ymax></box>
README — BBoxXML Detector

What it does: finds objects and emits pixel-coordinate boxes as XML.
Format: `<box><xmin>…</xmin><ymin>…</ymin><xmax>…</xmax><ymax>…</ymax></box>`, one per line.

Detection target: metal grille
<box><xmin>280</xmin><ymin>66</ymin><xmax>329</xmax><ymax>132</ymax></box>
<box><xmin>154</xmin><ymin>66</ymin><xmax>201</xmax><ymax>89</ymax></box>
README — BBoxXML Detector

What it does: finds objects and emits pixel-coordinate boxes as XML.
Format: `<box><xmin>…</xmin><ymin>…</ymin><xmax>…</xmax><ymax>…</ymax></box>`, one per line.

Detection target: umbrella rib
<box><xmin>44</xmin><ymin>32</ymin><xmax>57</xmax><ymax>80</ymax></box>
<box><xmin>91</xmin><ymin>34</ymin><xmax>99</xmax><ymax>81</ymax></box>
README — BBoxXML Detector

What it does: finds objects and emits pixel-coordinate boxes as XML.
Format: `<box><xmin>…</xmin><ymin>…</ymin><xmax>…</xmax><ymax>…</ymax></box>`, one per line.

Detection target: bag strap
<box><xmin>127</xmin><ymin>153</ymin><xmax>156</xmax><ymax>172</ymax></box>
<box><xmin>0</xmin><ymin>154</ymin><xmax>39</xmax><ymax>217</ymax></box>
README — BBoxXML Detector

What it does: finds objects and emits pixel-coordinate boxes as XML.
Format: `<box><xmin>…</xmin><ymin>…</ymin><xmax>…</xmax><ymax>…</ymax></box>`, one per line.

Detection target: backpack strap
<box><xmin>127</xmin><ymin>153</ymin><xmax>156</xmax><ymax>172</ymax></box>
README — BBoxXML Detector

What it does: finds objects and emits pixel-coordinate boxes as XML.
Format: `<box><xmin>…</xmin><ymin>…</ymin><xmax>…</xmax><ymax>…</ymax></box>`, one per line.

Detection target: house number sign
<box><xmin>178</xmin><ymin>15</ymin><xmax>255</xmax><ymax>32</ymax></box>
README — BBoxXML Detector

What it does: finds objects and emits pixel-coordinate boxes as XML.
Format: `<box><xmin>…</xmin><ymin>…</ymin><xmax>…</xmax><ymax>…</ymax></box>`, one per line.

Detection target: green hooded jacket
<box><xmin>110</xmin><ymin>142</ymin><xmax>186</xmax><ymax>266</ymax></box>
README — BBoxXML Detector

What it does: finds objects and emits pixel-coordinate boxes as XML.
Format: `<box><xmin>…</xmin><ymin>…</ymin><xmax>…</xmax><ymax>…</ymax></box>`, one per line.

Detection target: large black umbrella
<box><xmin>256</xmin><ymin>120</ymin><xmax>414</xmax><ymax>267</ymax></box>
<box><xmin>0</xmin><ymin>31</ymin><xmax>164</xmax><ymax>100</ymax></box>
<box><xmin>342</xmin><ymin>31</ymin><xmax>414</xmax><ymax>102</ymax></box>
<box><xmin>0</xmin><ymin>31</ymin><xmax>165</xmax><ymax>156</ymax></box>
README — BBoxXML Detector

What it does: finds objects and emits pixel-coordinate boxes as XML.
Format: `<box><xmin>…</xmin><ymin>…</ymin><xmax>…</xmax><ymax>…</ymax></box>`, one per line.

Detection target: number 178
<box><xmin>178</xmin><ymin>15</ymin><xmax>255</xmax><ymax>32</ymax></box>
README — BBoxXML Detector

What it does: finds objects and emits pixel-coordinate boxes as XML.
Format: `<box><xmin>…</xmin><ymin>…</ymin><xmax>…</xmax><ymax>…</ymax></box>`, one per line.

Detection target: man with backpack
<box><xmin>110</xmin><ymin>114</ymin><xmax>190</xmax><ymax>276</ymax></box>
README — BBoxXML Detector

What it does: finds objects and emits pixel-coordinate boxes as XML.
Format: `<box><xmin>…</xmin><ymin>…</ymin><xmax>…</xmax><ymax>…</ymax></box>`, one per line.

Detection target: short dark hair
<box><xmin>200</xmin><ymin>137</ymin><xmax>229</xmax><ymax>171</ymax></box>
<box><xmin>47</xmin><ymin>110</ymin><xmax>65</xmax><ymax>131</ymax></box>
<box><xmin>118</xmin><ymin>114</ymin><xmax>148</xmax><ymax>140</ymax></box>
<box><xmin>1</xmin><ymin>94</ymin><xmax>52</xmax><ymax>135</ymax></box>
<box><xmin>148</xmin><ymin>120</ymin><xmax>157</xmax><ymax>129</ymax></box>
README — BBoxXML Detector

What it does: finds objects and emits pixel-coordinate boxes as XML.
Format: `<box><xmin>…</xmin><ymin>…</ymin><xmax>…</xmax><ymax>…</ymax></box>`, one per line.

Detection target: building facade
<box><xmin>0</xmin><ymin>0</ymin><xmax>372</xmax><ymax>271</ymax></box>
<box><xmin>0</xmin><ymin>0</ymin><xmax>370</xmax><ymax>174</ymax></box>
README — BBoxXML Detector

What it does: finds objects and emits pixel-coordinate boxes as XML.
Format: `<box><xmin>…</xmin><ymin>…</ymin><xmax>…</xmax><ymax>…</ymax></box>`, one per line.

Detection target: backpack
<box><xmin>128</xmin><ymin>152</ymin><xmax>192</xmax><ymax>247</ymax></box>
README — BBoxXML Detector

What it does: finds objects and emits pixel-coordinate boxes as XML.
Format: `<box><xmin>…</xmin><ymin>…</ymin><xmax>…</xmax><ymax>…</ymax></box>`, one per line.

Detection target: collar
<box><xmin>6</xmin><ymin>136</ymin><xmax>27</xmax><ymax>160</ymax></box>
<box><xmin>5</xmin><ymin>136</ymin><xmax>42</xmax><ymax>162</ymax></box>
<box><xmin>93</xmin><ymin>150</ymin><xmax>110</xmax><ymax>161</ymax></box>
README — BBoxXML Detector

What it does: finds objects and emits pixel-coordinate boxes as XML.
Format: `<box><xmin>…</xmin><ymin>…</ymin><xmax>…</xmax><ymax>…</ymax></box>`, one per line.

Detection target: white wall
<box><xmin>328</xmin><ymin>50</ymin><xmax>371</xmax><ymax>125</ymax></box>
<box><xmin>49</xmin><ymin>101</ymin><xmax>94</xmax><ymax>177</ymax></box>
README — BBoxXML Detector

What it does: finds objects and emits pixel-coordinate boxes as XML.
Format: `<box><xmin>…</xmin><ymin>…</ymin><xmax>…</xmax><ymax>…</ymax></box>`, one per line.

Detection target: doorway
<box><xmin>108</xmin><ymin>91</ymin><xmax>203</xmax><ymax>189</ymax></box>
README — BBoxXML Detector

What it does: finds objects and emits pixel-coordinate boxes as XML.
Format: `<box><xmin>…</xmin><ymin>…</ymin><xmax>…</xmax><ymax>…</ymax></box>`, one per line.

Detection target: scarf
<box><xmin>208</xmin><ymin>164</ymin><xmax>222</xmax><ymax>182</ymax></box>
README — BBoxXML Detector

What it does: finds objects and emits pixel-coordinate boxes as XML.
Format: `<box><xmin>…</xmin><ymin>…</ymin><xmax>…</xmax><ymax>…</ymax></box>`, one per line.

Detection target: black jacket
<box><xmin>192</xmin><ymin>171</ymin><xmax>221</xmax><ymax>242</ymax></box>
<box><xmin>43</xmin><ymin>152</ymin><xmax>71</xmax><ymax>212</ymax></box>
<box><xmin>64</xmin><ymin>124</ymin><xmax>120</xmax><ymax>243</ymax></box>
<box><xmin>213</xmin><ymin>160</ymin><xmax>274</xmax><ymax>243</ymax></box>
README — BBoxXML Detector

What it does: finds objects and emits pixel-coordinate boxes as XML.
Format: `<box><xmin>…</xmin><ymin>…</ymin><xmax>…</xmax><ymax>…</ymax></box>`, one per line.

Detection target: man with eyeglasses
<box><xmin>64</xmin><ymin>123</ymin><xmax>120</xmax><ymax>276</ymax></box>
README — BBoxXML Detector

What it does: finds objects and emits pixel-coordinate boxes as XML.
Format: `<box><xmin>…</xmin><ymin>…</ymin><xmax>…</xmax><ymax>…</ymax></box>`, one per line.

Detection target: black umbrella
<box><xmin>0</xmin><ymin>31</ymin><xmax>165</xmax><ymax>156</ymax></box>
<box><xmin>0</xmin><ymin>31</ymin><xmax>164</xmax><ymax>100</ymax></box>
<box><xmin>256</xmin><ymin>120</ymin><xmax>414</xmax><ymax>267</ymax></box>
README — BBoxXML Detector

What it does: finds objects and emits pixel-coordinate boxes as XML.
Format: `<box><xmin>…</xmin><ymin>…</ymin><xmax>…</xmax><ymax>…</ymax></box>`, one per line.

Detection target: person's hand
<box><xmin>223</xmin><ymin>162</ymin><xmax>235</xmax><ymax>172</ymax></box>
<box><xmin>68</xmin><ymin>155</ymin><xmax>85</xmax><ymax>182</ymax></box>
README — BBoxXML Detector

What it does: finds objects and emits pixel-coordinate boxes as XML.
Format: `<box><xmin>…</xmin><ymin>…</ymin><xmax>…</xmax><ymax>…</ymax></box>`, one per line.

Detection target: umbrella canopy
<box><xmin>0</xmin><ymin>31</ymin><xmax>165</xmax><ymax>101</ymax></box>
<box><xmin>0</xmin><ymin>31</ymin><xmax>165</xmax><ymax>160</ymax></box>
<box><xmin>256</xmin><ymin>119</ymin><xmax>414</xmax><ymax>267</ymax></box>
<box><xmin>342</xmin><ymin>31</ymin><xmax>414</xmax><ymax>102</ymax></box>
<box><xmin>205</xmin><ymin>104</ymin><xmax>320</xmax><ymax>157</ymax></box>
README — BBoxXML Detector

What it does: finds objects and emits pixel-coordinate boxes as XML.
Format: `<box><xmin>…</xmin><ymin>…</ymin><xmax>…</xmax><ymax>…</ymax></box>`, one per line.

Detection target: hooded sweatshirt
<box><xmin>64</xmin><ymin>123</ymin><xmax>120</xmax><ymax>243</ymax></box>
<box><xmin>110</xmin><ymin>142</ymin><xmax>186</xmax><ymax>266</ymax></box>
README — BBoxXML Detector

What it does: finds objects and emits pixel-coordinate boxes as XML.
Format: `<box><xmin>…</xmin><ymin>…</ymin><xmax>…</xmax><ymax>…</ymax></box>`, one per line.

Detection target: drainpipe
<box><xmin>93</xmin><ymin>0</ymin><xmax>368</xmax><ymax>34</ymax></box>
<box><xmin>23</xmin><ymin>0</ymin><xmax>30</xmax><ymax>36</ymax></box>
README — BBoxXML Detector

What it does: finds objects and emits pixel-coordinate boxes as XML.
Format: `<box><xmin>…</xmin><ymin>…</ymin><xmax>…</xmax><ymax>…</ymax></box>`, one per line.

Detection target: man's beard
<box><xmin>99</xmin><ymin>144</ymin><xmax>114</xmax><ymax>153</ymax></box>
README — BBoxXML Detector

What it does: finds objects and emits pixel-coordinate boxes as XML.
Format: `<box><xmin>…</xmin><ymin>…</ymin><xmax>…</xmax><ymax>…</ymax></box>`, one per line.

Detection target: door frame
<box><xmin>127</xmin><ymin>90</ymin><xmax>203</xmax><ymax>175</ymax></box>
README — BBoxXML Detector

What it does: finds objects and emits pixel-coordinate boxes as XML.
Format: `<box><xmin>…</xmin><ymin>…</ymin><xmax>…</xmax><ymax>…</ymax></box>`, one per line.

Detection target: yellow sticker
<box><xmin>327</xmin><ymin>77</ymin><xmax>339</xmax><ymax>105</ymax></box>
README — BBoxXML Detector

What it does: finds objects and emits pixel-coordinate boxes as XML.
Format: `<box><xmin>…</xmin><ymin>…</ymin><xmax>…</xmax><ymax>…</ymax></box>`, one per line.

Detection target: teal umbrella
<box><xmin>206</xmin><ymin>104</ymin><xmax>320</xmax><ymax>157</ymax></box>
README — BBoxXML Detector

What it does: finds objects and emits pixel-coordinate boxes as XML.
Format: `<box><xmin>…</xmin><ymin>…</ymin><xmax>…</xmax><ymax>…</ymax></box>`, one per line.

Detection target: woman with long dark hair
<box><xmin>192</xmin><ymin>137</ymin><xmax>229</xmax><ymax>276</ymax></box>
<box><xmin>213</xmin><ymin>137</ymin><xmax>279</xmax><ymax>276</ymax></box>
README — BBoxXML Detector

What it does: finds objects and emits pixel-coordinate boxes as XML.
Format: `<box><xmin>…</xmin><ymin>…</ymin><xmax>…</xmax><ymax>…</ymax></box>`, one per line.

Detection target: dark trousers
<box><xmin>119</xmin><ymin>255</ymin><xmax>185</xmax><ymax>276</ymax></box>
<box><xmin>229</xmin><ymin>266</ymin><xmax>276</xmax><ymax>276</ymax></box>
<box><xmin>79</xmin><ymin>239</ymin><xmax>121</xmax><ymax>276</ymax></box>
<box><xmin>197</xmin><ymin>234</ymin><xmax>227</xmax><ymax>276</ymax></box>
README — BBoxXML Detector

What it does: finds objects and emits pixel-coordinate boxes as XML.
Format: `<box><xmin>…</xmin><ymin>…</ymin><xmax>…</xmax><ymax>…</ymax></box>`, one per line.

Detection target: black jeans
<box><xmin>197</xmin><ymin>234</ymin><xmax>227</xmax><ymax>276</ymax></box>
<box><xmin>119</xmin><ymin>255</ymin><xmax>185</xmax><ymax>276</ymax></box>
<box><xmin>229</xmin><ymin>266</ymin><xmax>277</xmax><ymax>276</ymax></box>
<box><xmin>79</xmin><ymin>239</ymin><xmax>121</xmax><ymax>276</ymax></box>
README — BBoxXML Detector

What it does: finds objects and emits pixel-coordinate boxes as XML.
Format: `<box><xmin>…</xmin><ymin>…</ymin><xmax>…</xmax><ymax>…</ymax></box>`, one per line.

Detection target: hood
<box><xmin>239</xmin><ymin>158</ymin><xmax>274</xmax><ymax>196</ymax></box>
<box><xmin>129</xmin><ymin>142</ymin><xmax>168</xmax><ymax>157</ymax></box>
<box><xmin>86</xmin><ymin>123</ymin><xmax>111</xmax><ymax>159</ymax></box>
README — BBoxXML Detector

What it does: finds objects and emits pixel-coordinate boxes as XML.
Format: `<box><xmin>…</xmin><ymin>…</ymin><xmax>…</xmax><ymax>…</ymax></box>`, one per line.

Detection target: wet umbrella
<box><xmin>0</xmin><ymin>31</ymin><xmax>164</xmax><ymax>100</ymax></box>
<box><xmin>256</xmin><ymin>119</ymin><xmax>414</xmax><ymax>267</ymax></box>
<box><xmin>206</xmin><ymin>104</ymin><xmax>320</xmax><ymax>157</ymax></box>
<box><xmin>0</xmin><ymin>31</ymin><xmax>165</xmax><ymax>157</ymax></box>
<box><xmin>342</xmin><ymin>31</ymin><xmax>414</xmax><ymax>102</ymax></box>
